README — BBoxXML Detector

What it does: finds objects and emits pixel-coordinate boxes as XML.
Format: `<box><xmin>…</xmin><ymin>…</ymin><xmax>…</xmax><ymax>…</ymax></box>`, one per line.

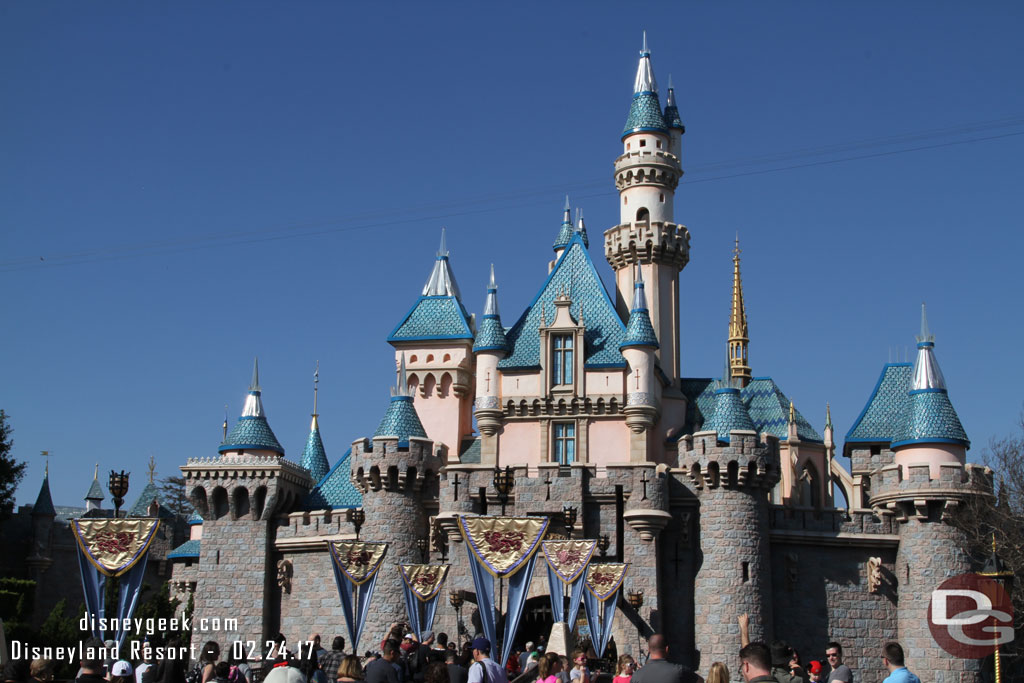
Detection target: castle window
<box><xmin>659</xmin><ymin>193</ymin><xmax>664</xmax><ymax>203</ymax></box>
<box><xmin>639</xmin><ymin>139</ymin><xmax>646</xmax><ymax>147</ymax></box>
<box><xmin>656</xmin><ymin>140</ymin><xmax>662</xmax><ymax>149</ymax></box>
<box><xmin>552</xmin><ymin>334</ymin><xmax>574</xmax><ymax>386</ymax></box>
<box><xmin>553</xmin><ymin>422</ymin><xmax>576</xmax><ymax>465</ymax></box>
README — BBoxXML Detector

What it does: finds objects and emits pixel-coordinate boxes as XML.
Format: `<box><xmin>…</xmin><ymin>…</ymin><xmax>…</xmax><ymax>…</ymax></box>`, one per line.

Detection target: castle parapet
<box><xmin>679</xmin><ymin>431</ymin><xmax>780</xmax><ymax>490</ymax></box>
<box><xmin>868</xmin><ymin>462</ymin><xmax>992</xmax><ymax>521</ymax></box>
<box><xmin>604</xmin><ymin>220</ymin><xmax>690</xmax><ymax>270</ymax></box>
<box><xmin>350</xmin><ymin>436</ymin><xmax>442</xmax><ymax>494</ymax></box>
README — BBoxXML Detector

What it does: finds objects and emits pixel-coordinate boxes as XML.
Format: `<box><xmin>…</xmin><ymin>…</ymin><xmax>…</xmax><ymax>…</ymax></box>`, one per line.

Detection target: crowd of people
<box><xmin>2</xmin><ymin>621</ymin><xmax>920</xmax><ymax>683</ymax></box>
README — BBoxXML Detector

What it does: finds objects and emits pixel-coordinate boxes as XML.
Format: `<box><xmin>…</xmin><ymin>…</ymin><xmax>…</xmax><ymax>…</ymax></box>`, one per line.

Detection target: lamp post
<box><xmin>563</xmin><ymin>505</ymin><xmax>577</xmax><ymax>539</ymax></box>
<box><xmin>108</xmin><ymin>470</ymin><xmax>130</xmax><ymax>517</ymax></box>
<box><xmin>449</xmin><ymin>590</ymin><xmax>465</xmax><ymax>638</ymax></box>
<box><xmin>347</xmin><ymin>508</ymin><xmax>366</xmax><ymax>540</ymax></box>
<box><xmin>417</xmin><ymin>538</ymin><xmax>429</xmax><ymax>564</ymax></box>
<box><xmin>597</xmin><ymin>534</ymin><xmax>610</xmax><ymax>559</ymax></box>
<box><xmin>493</xmin><ymin>466</ymin><xmax>514</xmax><ymax>516</ymax></box>
<box><xmin>979</xmin><ymin>535</ymin><xmax>1014</xmax><ymax>683</ymax></box>
<box><xmin>626</xmin><ymin>589</ymin><xmax>645</xmax><ymax>662</ymax></box>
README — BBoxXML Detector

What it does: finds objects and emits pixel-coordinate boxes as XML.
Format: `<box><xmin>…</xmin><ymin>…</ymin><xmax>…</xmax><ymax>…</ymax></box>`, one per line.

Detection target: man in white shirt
<box><xmin>467</xmin><ymin>638</ymin><xmax>508</xmax><ymax>683</ymax></box>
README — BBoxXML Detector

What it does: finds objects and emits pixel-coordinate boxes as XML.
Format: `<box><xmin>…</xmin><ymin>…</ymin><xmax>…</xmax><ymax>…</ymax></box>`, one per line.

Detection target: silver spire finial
<box><xmin>489</xmin><ymin>263</ymin><xmax>496</xmax><ymax>289</ymax></box>
<box><xmin>668</xmin><ymin>73</ymin><xmax>673</xmax><ymax>91</ymax></box>
<box><xmin>564</xmin><ymin>194</ymin><xmax>570</xmax><ymax>211</ymax></box>
<box><xmin>438</xmin><ymin>227</ymin><xmax>448</xmax><ymax>259</ymax></box>
<box><xmin>917</xmin><ymin>302</ymin><xmax>933</xmax><ymax>343</ymax></box>
<box><xmin>313</xmin><ymin>361</ymin><xmax>319</xmax><ymax>416</ymax></box>
<box><xmin>642</xmin><ymin>30</ymin><xmax>648</xmax><ymax>55</ymax></box>
<box><xmin>392</xmin><ymin>352</ymin><xmax>410</xmax><ymax>397</ymax></box>
<box><xmin>250</xmin><ymin>357</ymin><xmax>261</xmax><ymax>392</ymax></box>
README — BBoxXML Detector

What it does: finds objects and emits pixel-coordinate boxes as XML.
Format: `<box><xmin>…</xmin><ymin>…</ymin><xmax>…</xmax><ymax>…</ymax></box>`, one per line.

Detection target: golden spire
<box><xmin>789</xmin><ymin>400</ymin><xmax>796</xmax><ymax>423</ymax></box>
<box><xmin>147</xmin><ymin>455</ymin><xmax>156</xmax><ymax>484</ymax></box>
<box><xmin>311</xmin><ymin>361</ymin><xmax>320</xmax><ymax>430</ymax></box>
<box><xmin>728</xmin><ymin>235</ymin><xmax>752</xmax><ymax>386</ymax></box>
<box><xmin>93</xmin><ymin>463</ymin><xmax>99</xmax><ymax>480</ymax></box>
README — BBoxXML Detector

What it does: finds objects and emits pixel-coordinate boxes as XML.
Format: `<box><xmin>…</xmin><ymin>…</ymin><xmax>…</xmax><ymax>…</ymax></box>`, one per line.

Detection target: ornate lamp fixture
<box><xmin>626</xmin><ymin>589</ymin><xmax>645</xmax><ymax>662</ymax></box>
<box><xmin>108</xmin><ymin>470</ymin><xmax>130</xmax><ymax>517</ymax></box>
<box><xmin>493</xmin><ymin>465</ymin><xmax>514</xmax><ymax>515</ymax></box>
<box><xmin>449</xmin><ymin>589</ymin><xmax>466</xmax><ymax>637</ymax></box>
<box><xmin>347</xmin><ymin>508</ymin><xmax>366</xmax><ymax>540</ymax></box>
<box><xmin>563</xmin><ymin>505</ymin><xmax>578</xmax><ymax>539</ymax></box>
<box><xmin>597</xmin><ymin>534</ymin><xmax>611</xmax><ymax>558</ymax></box>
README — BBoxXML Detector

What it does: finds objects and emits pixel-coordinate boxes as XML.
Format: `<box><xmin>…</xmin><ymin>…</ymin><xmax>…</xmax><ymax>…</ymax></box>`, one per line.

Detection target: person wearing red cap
<box><xmin>806</xmin><ymin>662</ymin><xmax>823</xmax><ymax>683</ymax></box>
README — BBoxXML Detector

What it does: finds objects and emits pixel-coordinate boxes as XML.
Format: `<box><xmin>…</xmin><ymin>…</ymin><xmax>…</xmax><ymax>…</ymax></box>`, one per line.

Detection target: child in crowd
<box><xmin>612</xmin><ymin>655</ymin><xmax>635</xmax><ymax>683</ymax></box>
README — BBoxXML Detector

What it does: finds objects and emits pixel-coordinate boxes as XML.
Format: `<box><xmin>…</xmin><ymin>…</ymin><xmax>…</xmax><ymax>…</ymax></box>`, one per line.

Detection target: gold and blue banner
<box><xmin>399</xmin><ymin>564</ymin><xmax>449</xmax><ymax>639</ymax></box>
<box><xmin>583</xmin><ymin>563</ymin><xmax>628</xmax><ymax>658</ymax></box>
<box><xmin>328</xmin><ymin>541</ymin><xmax>388</xmax><ymax>652</ymax></box>
<box><xmin>542</xmin><ymin>539</ymin><xmax>596</xmax><ymax>627</ymax></box>
<box><xmin>458</xmin><ymin>515</ymin><xmax>549</xmax><ymax>577</ymax></box>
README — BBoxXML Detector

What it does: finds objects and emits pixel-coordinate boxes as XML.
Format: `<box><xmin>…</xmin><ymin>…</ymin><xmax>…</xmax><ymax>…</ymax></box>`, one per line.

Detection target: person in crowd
<box><xmin>337</xmin><ymin>656</ymin><xmax>364</xmax><ymax>683</ymax></box>
<box><xmin>103</xmin><ymin>641</ymin><xmax>119</xmax><ymax>678</ymax></box>
<box><xmin>366</xmin><ymin>641</ymin><xmax>401</xmax><ymax>683</ymax></box>
<box><xmin>467</xmin><ymin>638</ymin><xmax>507</xmax><ymax>683</ymax></box>
<box><xmin>505</xmin><ymin>650</ymin><xmax>521</xmax><ymax>679</ymax></box>
<box><xmin>5</xmin><ymin>658</ymin><xmax>30</xmax><ymax>683</ymax></box>
<box><xmin>536</xmin><ymin>652</ymin><xmax>561</xmax><ymax>683</ymax></box>
<box><xmin>520</xmin><ymin>644</ymin><xmax>535</xmax><ymax>675</ymax></box>
<box><xmin>264</xmin><ymin>655</ymin><xmax>306</xmax><ymax>683</ymax></box>
<box><xmin>423</xmin><ymin>662</ymin><xmax>449</xmax><ymax>683</ymax></box>
<box><xmin>738</xmin><ymin>644</ymin><xmax>772</xmax><ymax>683</ymax></box>
<box><xmin>29</xmin><ymin>659</ymin><xmax>53</xmax><ymax>683</ymax></box>
<box><xmin>197</xmin><ymin>643</ymin><xmax>220</xmax><ymax>683</ymax></box>
<box><xmin>823</xmin><ymin>644</ymin><xmax>850</xmax><ymax>683</ymax></box>
<box><xmin>769</xmin><ymin>642</ymin><xmax>801</xmax><ymax>683</ymax></box>
<box><xmin>321</xmin><ymin>638</ymin><xmax>348</xmax><ymax>681</ymax></box>
<box><xmin>110</xmin><ymin>660</ymin><xmax>135</xmax><ymax>683</ymax></box>
<box><xmin>787</xmin><ymin>649</ymin><xmax>807</xmax><ymax>683</ymax></box>
<box><xmin>806</xmin><ymin>662</ymin><xmax>822</xmax><ymax>683</ymax></box>
<box><xmin>213</xmin><ymin>663</ymin><xmax>232</xmax><ymax>683</ymax></box>
<box><xmin>459</xmin><ymin>643</ymin><xmax>474</xmax><ymax>671</ymax></box>
<box><xmin>556</xmin><ymin>657</ymin><xmax>570</xmax><ymax>683</ymax></box>
<box><xmin>612</xmin><ymin>655</ymin><xmax>635</xmax><ymax>683</ymax></box>
<box><xmin>75</xmin><ymin>640</ymin><xmax>107</xmax><ymax>683</ymax></box>
<box><xmin>568</xmin><ymin>650</ymin><xmax>589</xmax><ymax>683</ymax></box>
<box><xmin>432</xmin><ymin>635</ymin><xmax>449</xmax><ymax>663</ymax></box>
<box><xmin>229</xmin><ymin>650</ymin><xmax>253</xmax><ymax>683</ymax></box>
<box><xmin>705</xmin><ymin>663</ymin><xmax>727</xmax><ymax>683</ymax></box>
<box><xmin>382</xmin><ymin>625</ymin><xmax>407</xmax><ymax>652</ymax></box>
<box><xmin>445</xmin><ymin>650</ymin><xmax>467</xmax><ymax>683</ymax></box>
<box><xmin>880</xmin><ymin>643</ymin><xmax>918</xmax><ymax>683</ymax></box>
<box><xmin>310</xmin><ymin>636</ymin><xmax>328</xmax><ymax>663</ymax></box>
<box><xmin>631</xmin><ymin>635</ymin><xmax>699</xmax><ymax>683</ymax></box>
<box><xmin>297</xmin><ymin>649</ymin><xmax>325</xmax><ymax>683</ymax></box>
<box><xmin>412</xmin><ymin>633</ymin><xmax>438</xmax><ymax>683</ymax></box>
<box><xmin>134</xmin><ymin>639</ymin><xmax>154</xmax><ymax>683</ymax></box>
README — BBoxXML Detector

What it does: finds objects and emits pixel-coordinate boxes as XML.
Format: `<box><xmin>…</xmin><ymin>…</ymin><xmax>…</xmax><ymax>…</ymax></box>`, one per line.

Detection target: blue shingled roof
<box><xmin>300</xmin><ymin>423</ymin><xmax>330</xmax><ymax>484</ymax></box>
<box><xmin>623</xmin><ymin>92</ymin><xmax>667</xmax><ymax>137</ymax></box>
<box><xmin>459</xmin><ymin>438</ymin><xmax>482</xmax><ymax>463</ymax></box>
<box><xmin>168</xmin><ymin>539</ymin><xmax>200</xmax><ymax>559</ymax></box>
<box><xmin>499</xmin><ymin>234</ymin><xmax>627</xmax><ymax>369</ymax></box>
<box><xmin>128</xmin><ymin>481</ymin><xmax>176</xmax><ymax>519</ymax></box>
<box><xmin>664</xmin><ymin>103</ymin><xmax>684</xmax><ymax>130</ymax></box>
<box><xmin>33</xmin><ymin>475</ymin><xmax>55</xmax><ymax>516</ymax></box>
<box><xmin>701</xmin><ymin>387</ymin><xmax>756</xmax><ymax>442</ymax></box>
<box><xmin>188</xmin><ymin>510</ymin><xmax>204</xmax><ymax>525</ymax></box>
<box><xmin>304</xmin><ymin>447</ymin><xmax>363</xmax><ymax>510</ymax></box>
<box><xmin>891</xmin><ymin>389</ymin><xmax>970</xmax><ymax>448</ymax></box>
<box><xmin>85</xmin><ymin>477</ymin><xmax>104</xmax><ymax>501</ymax></box>
<box><xmin>388</xmin><ymin>296</ymin><xmax>474</xmax><ymax>342</ymax></box>
<box><xmin>474</xmin><ymin>315</ymin><xmax>508</xmax><ymax>353</ymax></box>
<box><xmin>620</xmin><ymin>307</ymin><xmax>659</xmax><ymax>349</ymax></box>
<box><xmin>680</xmin><ymin>376</ymin><xmax>823</xmax><ymax>443</ymax></box>
<box><xmin>220</xmin><ymin>412</ymin><xmax>285</xmax><ymax>455</ymax></box>
<box><xmin>553</xmin><ymin>218</ymin><xmax>574</xmax><ymax>251</ymax></box>
<box><xmin>844</xmin><ymin>364</ymin><xmax>913</xmax><ymax>444</ymax></box>
<box><xmin>374</xmin><ymin>395</ymin><xmax>428</xmax><ymax>445</ymax></box>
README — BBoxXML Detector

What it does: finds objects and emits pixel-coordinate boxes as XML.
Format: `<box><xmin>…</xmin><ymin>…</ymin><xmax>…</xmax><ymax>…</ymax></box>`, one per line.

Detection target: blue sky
<box><xmin>3</xmin><ymin>2</ymin><xmax>1023</xmax><ymax>507</ymax></box>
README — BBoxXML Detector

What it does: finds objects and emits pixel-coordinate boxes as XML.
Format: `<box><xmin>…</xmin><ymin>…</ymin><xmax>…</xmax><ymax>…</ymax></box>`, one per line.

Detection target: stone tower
<box><xmin>869</xmin><ymin>307</ymin><xmax>991</xmax><ymax>683</ymax></box>
<box><xmin>472</xmin><ymin>265</ymin><xmax>508</xmax><ymax>460</ymax></box>
<box><xmin>388</xmin><ymin>230</ymin><xmax>476</xmax><ymax>458</ymax></box>
<box><xmin>681</xmin><ymin>376</ymin><xmax>779</xmax><ymax>669</ymax></box>
<box><xmin>350</xmin><ymin>355</ymin><xmax>441</xmax><ymax>645</ymax></box>
<box><xmin>182</xmin><ymin>359</ymin><xmax>313</xmax><ymax>648</ymax></box>
<box><xmin>605</xmin><ymin>35</ymin><xmax>689</xmax><ymax>384</ymax></box>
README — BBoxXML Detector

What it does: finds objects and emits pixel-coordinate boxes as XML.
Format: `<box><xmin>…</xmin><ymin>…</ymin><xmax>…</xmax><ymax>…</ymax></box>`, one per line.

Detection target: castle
<box><xmin>15</xmin><ymin>41</ymin><xmax>991</xmax><ymax>683</ymax></box>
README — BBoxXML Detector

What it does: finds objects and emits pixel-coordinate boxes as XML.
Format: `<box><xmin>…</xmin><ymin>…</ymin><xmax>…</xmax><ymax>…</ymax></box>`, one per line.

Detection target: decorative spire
<box><xmin>250</xmin><ymin>357</ymin><xmax>261</xmax><ymax>392</ymax></box>
<box><xmin>220</xmin><ymin>360</ymin><xmax>285</xmax><ymax>456</ymax></box>
<box><xmin>222</xmin><ymin>404</ymin><xmax>228</xmax><ymax>440</ymax></box>
<box><xmin>620</xmin><ymin>264</ymin><xmax>659</xmax><ymax>350</ymax></box>
<box><xmin>242</xmin><ymin>357</ymin><xmax>265</xmax><ymax>418</ymax></box>
<box><xmin>422</xmin><ymin>228</ymin><xmax>463</xmax><ymax>298</ymax></box>
<box><xmin>728</xmin><ymin>237</ymin><xmax>752</xmax><ymax>387</ymax></box>
<box><xmin>376</xmin><ymin>352</ymin><xmax>428</xmax><ymax>446</ymax></box>
<box><xmin>826</xmin><ymin>403</ymin><xmax>833</xmax><ymax>430</ymax></box>
<box><xmin>623</xmin><ymin>35</ymin><xmax>667</xmax><ymax>137</ymax></box>
<box><xmin>392</xmin><ymin>352</ymin><xmax>411</xmax><ymax>397</ymax></box>
<box><xmin>85</xmin><ymin>463</ymin><xmax>104</xmax><ymax>503</ymax></box>
<box><xmin>300</xmin><ymin>361</ymin><xmax>329</xmax><ymax>484</ymax></box>
<box><xmin>663</xmin><ymin>73</ymin><xmax>685</xmax><ymax>130</ymax></box>
<box><xmin>147</xmin><ymin>455</ymin><xmax>156</xmax><ymax>484</ymax></box>
<box><xmin>575</xmin><ymin>208</ymin><xmax>589</xmax><ymax>248</ymax></box>
<box><xmin>789</xmin><ymin>400</ymin><xmax>796</xmax><ymax>424</ymax></box>
<box><xmin>33</xmin><ymin>468</ymin><xmax>55</xmax><ymax>517</ymax></box>
<box><xmin>475</xmin><ymin>265</ymin><xmax>509</xmax><ymax>354</ymax></box>
<box><xmin>553</xmin><ymin>196</ymin><xmax>575</xmax><ymax>251</ymax></box>
<box><xmin>911</xmin><ymin>303</ymin><xmax>945</xmax><ymax>390</ymax></box>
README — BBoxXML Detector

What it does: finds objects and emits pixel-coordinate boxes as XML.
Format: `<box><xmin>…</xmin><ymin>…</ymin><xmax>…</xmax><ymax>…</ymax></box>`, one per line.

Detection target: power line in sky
<box><xmin>3</xmin><ymin>115</ymin><xmax>1023</xmax><ymax>273</ymax></box>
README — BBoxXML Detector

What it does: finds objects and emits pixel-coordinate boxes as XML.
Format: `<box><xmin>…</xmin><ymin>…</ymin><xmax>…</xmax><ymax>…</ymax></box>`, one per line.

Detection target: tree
<box><xmin>159</xmin><ymin>474</ymin><xmax>192</xmax><ymax>516</ymax></box>
<box><xmin>0</xmin><ymin>410</ymin><xmax>27</xmax><ymax>523</ymax></box>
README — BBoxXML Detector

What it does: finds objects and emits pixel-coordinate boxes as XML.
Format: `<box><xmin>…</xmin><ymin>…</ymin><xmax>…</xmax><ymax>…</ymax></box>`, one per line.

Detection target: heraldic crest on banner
<box><xmin>399</xmin><ymin>564</ymin><xmax>450</xmax><ymax>602</ymax></box>
<box><xmin>542</xmin><ymin>540</ymin><xmax>596</xmax><ymax>584</ymax></box>
<box><xmin>459</xmin><ymin>516</ymin><xmax>549</xmax><ymax>578</ymax></box>
<box><xmin>72</xmin><ymin>519</ymin><xmax>161</xmax><ymax>577</ymax></box>
<box><xmin>585</xmin><ymin>563</ymin><xmax>628</xmax><ymax>601</ymax></box>
<box><xmin>329</xmin><ymin>541</ymin><xmax>388</xmax><ymax>585</ymax></box>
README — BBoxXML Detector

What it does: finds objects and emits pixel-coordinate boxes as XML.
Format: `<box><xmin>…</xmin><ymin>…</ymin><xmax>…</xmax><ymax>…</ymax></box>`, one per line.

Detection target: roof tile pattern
<box><xmin>168</xmin><ymin>539</ymin><xmax>200</xmax><ymax>559</ymax></box>
<box><xmin>85</xmin><ymin>477</ymin><xmax>104</xmax><ymax>501</ymax></box>
<box><xmin>623</xmin><ymin>92</ymin><xmax>667</xmax><ymax>136</ymax></box>
<box><xmin>474</xmin><ymin>316</ymin><xmax>508</xmax><ymax>353</ymax></box>
<box><xmin>621</xmin><ymin>308</ymin><xmax>659</xmax><ymax>349</ymax></box>
<box><xmin>701</xmin><ymin>388</ymin><xmax>756</xmax><ymax>441</ymax></box>
<box><xmin>664</xmin><ymin>103</ymin><xmax>684</xmax><ymax>130</ymax></box>
<box><xmin>388</xmin><ymin>296</ymin><xmax>473</xmax><ymax>342</ymax></box>
<box><xmin>681</xmin><ymin>377</ymin><xmax>823</xmax><ymax>443</ymax></box>
<box><xmin>553</xmin><ymin>219</ymin><xmax>575</xmax><ymax>250</ymax></box>
<box><xmin>844</xmin><ymin>364</ymin><xmax>913</xmax><ymax>443</ymax></box>
<box><xmin>459</xmin><ymin>438</ymin><xmax>482</xmax><ymax>463</ymax></box>
<box><xmin>374</xmin><ymin>396</ymin><xmax>428</xmax><ymax>444</ymax></box>
<box><xmin>300</xmin><ymin>425</ymin><xmax>330</xmax><ymax>484</ymax></box>
<box><xmin>304</xmin><ymin>447</ymin><xmax>363</xmax><ymax>509</ymax></box>
<box><xmin>220</xmin><ymin>416</ymin><xmax>285</xmax><ymax>455</ymax></box>
<box><xmin>499</xmin><ymin>235</ymin><xmax>626</xmax><ymax>369</ymax></box>
<box><xmin>892</xmin><ymin>390</ymin><xmax>970</xmax><ymax>447</ymax></box>
<box><xmin>128</xmin><ymin>481</ymin><xmax>176</xmax><ymax>518</ymax></box>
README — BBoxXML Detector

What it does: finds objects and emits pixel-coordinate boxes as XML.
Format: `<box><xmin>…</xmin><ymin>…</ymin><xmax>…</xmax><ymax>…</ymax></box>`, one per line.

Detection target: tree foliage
<box><xmin>160</xmin><ymin>474</ymin><xmax>192</xmax><ymax>516</ymax></box>
<box><xmin>0</xmin><ymin>409</ymin><xmax>27</xmax><ymax>523</ymax></box>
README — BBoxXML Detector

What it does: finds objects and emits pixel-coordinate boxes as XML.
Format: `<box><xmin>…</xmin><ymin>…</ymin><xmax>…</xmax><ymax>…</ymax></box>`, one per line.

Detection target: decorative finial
<box><xmin>148</xmin><ymin>455</ymin><xmax>156</xmax><ymax>484</ymax></box>
<box><xmin>93</xmin><ymin>463</ymin><xmax>99</xmax><ymax>480</ymax></box>
<box><xmin>392</xmin><ymin>352</ymin><xmax>411</xmax><ymax>397</ymax></box>
<box><xmin>641</xmin><ymin>30</ymin><xmax>648</xmax><ymax>55</ymax></box>
<box><xmin>313</xmin><ymin>361</ymin><xmax>320</xmax><ymax>417</ymax></box>
<box><xmin>438</xmin><ymin>227</ymin><xmax>449</xmax><ymax>259</ymax></box>
<box><xmin>489</xmin><ymin>263</ymin><xmax>496</xmax><ymax>289</ymax></box>
<box><xmin>789</xmin><ymin>400</ymin><xmax>796</xmax><ymax>423</ymax></box>
<box><xmin>564</xmin><ymin>194</ymin><xmax>570</xmax><ymax>212</ymax></box>
<box><xmin>722</xmin><ymin>351</ymin><xmax>732</xmax><ymax>386</ymax></box>
<box><xmin>826</xmin><ymin>402</ymin><xmax>833</xmax><ymax>429</ymax></box>
<box><xmin>40</xmin><ymin>450</ymin><xmax>51</xmax><ymax>472</ymax></box>
<box><xmin>222</xmin><ymin>404</ymin><xmax>229</xmax><ymax>440</ymax></box>
<box><xmin>668</xmin><ymin>73</ymin><xmax>673</xmax><ymax>91</ymax></box>
<box><xmin>734</xmin><ymin>232</ymin><xmax>741</xmax><ymax>259</ymax></box>
<box><xmin>917</xmin><ymin>302</ymin><xmax>934</xmax><ymax>343</ymax></box>
<box><xmin>250</xmin><ymin>357</ymin><xmax>261</xmax><ymax>392</ymax></box>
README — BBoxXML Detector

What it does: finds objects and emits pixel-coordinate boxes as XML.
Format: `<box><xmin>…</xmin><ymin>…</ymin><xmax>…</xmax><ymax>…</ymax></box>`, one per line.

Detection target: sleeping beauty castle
<box><xmin>148</xmin><ymin>41</ymin><xmax>992</xmax><ymax>683</ymax></box>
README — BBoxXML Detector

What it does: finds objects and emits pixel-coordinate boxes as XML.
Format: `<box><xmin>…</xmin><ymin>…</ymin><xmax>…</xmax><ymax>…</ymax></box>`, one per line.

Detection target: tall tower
<box><xmin>605</xmin><ymin>36</ymin><xmax>690</xmax><ymax>384</ymax></box>
<box><xmin>728</xmin><ymin>238</ymin><xmax>751</xmax><ymax>387</ymax></box>
<box><xmin>472</xmin><ymin>265</ymin><xmax>509</xmax><ymax>456</ymax></box>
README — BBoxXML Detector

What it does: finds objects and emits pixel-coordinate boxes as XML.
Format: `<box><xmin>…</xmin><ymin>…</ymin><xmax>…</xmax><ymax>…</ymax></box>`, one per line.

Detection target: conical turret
<box><xmin>85</xmin><ymin>463</ymin><xmax>104</xmax><ymax>511</ymax></box>
<box><xmin>33</xmin><ymin>465</ymin><xmax>55</xmax><ymax>517</ymax></box>
<box><xmin>553</xmin><ymin>196</ymin><xmax>574</xmax><ymax>252</ymax></box>
<box><xmin>374</xmin><ymin>354</ymin><xmax>428</xmax><ymax>447</ymax></box>
<box><xmin>701</xmin><ymin>359</ymin><xmax>756</xmax><ymax>443</ymax></box>
<box><xmin>220</xmin><ymin>357</ymin><xmax>285</xmax><ymax>456</ymax></box>
<box><xmin>623</xmin><ymin>33</ymin><xmax>668</xmax><ymax>138</ymax></box>
<box><xmin>663</xmin><ymin>75</ymin><xmax>684</xmax><ymax>131</ymax></box>
<box><xmin>300</xmin><ymin>363</ymin><xmax>330</xmax><ymax>483</ymax></box>
<box><xmin>474</xmin><ymin>265</ymin><xmax>508</xmax><ymax>353</ymax></box>
<box><xmin>620</xmin><ymin>265</ymin><xmax>659</xmax><ymax>350</ymax></box>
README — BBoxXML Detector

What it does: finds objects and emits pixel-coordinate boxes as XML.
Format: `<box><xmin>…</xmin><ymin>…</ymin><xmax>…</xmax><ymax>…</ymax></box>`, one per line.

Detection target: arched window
<box><xmin>800</xmin><ymin>462</ymin><xmax>822</xmax><ymax>508</ymax></box>
<box><xmin>636</xmin><ymin>208</ymin><xmax>650</xmax><ymax>223</ymax></box>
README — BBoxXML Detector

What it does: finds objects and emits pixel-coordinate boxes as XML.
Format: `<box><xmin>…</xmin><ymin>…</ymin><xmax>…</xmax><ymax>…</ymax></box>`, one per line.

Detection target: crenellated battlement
<box><xmin>678</xmin><ymin>430</ymin><xmax>781</xmax><ymax>490</ymax></box>
<box><xmin>350</xmin><ymin>435</ymin><xmax>443</xmax><ymax>494</ymax></box>
<box><xmin>604</xmin><ymin>220</ymin><xmax>690</xmax><ymax>270</ymax></box>
<box><xmin>869</xmin><ymin>462</ymin><xmax>993</xmax><ymax>522</ymax></box>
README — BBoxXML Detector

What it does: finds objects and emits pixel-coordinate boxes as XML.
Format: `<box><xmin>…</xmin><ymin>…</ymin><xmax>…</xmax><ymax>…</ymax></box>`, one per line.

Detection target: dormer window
<box><xmin>552</xmin><ymin>334</ymin><xmax>574</xmax><ymax>386</ymax></box>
